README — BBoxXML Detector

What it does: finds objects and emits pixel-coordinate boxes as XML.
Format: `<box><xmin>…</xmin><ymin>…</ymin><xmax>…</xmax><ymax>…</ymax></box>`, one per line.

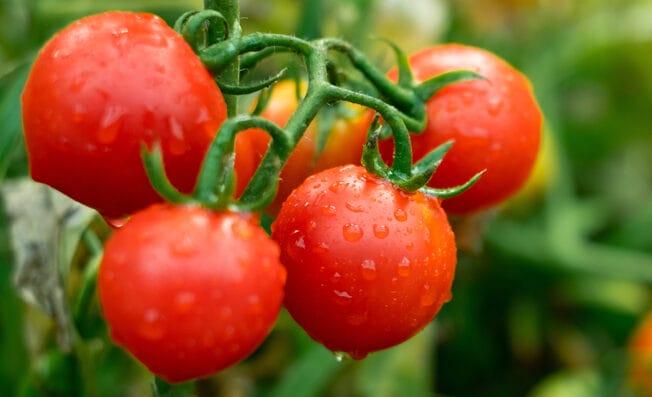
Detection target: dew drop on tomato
<box><xmin>332</xmin><ymin>289</ymin><xmax>353</xmax><ymax>306</ymax></box>
<box><xmin>398</xmin><ymin>257</ymin><xmax>412</xmax><ymax>277</ymax></box>
<box><xmin>173</xmin><ymin>292</ymin><xmax>196</xmax><ymax>314</ymax></box>
<box><xmin>342</xmin><ymin>223</ymin><xmax>363</xmax><ymax>242</ymax></box>
<box><xmin>372</xmin><ymin>224</ymin><xmax>389</xmax><ymax>239</ymax></box>
<box><xmin>393</xmin><ymin>208</ymin><xmax>408</xmax><ymax>222</ymax></box>
<box><xmin>344</xmin><ymin>200</ymin><xmax>364</xmax><ymax>213</ymax></box>
<box><xmin>137</xmin><ymin>309</ymin><xmax>165</xmax><ymax>340</ymax></box>
<box><xmin>360</xmin><ymin>259</ymin><xmax>377</xmax><ymax>280</ymax></box>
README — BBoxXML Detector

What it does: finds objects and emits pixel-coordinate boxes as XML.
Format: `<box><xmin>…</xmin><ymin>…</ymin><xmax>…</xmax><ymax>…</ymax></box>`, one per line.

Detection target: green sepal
<box><xmin>415</xmin><ymin>69</ymin><xmax>484</xmax><ymax>102</ymax></box>
<box><xmin>394</xmin><ymin>140</ymin><xmax>453</xmax><ymax>191</ymax></box>
<box><xmin>377</xmin><ymin>38</ymin><xmax>414</xmax><ymax>88</ymax></box>
<box><xmin>218</xmin><ymin>68</ymin><xmax>287</xmax><ymax>95</ymax></box>
<box><xmin>141</xmin><ymin>143</ymin><xmax>191</xmax><ymax>204</ymax></box>
<box><xmin>419</xmin><ymin>169</ymin><xmax>485</xmax><ymax>199</ymax></box>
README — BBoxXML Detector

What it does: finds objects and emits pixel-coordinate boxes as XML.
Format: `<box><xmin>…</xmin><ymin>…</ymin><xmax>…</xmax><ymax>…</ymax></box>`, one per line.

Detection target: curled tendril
<box><xmin>174</xmin><ymin>10</ymin><xmax>229</xmax><ymax>53</ymax></box>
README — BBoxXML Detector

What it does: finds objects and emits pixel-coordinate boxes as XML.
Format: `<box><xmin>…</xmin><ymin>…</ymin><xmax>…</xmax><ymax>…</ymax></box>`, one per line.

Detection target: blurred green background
<box><xmin>2</xmin><ymin>0</ymin><xmax>652</xmax><ymax>396</ymax></box>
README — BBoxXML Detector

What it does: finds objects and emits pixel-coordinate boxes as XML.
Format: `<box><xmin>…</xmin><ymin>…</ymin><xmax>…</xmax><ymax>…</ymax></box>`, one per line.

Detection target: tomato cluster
<box><xmin>21</xmin><ymin>11</ymin><xmax>541</xmax><ymax>383</ymax></box>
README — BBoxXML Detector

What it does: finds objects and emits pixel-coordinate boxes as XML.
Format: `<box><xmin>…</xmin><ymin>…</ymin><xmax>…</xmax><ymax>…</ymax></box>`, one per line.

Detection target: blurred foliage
<box><xmin>2</xmin><ymin>0</ymin><xmax>652</xmax><ymax>396</ymax></box>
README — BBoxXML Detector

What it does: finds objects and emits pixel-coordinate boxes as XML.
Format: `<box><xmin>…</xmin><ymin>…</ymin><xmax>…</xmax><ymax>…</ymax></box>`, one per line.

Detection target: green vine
<box><xmin>143</xmin><ymin>1</ymin><xmax>483</xmax><ymax>213</ymax></box>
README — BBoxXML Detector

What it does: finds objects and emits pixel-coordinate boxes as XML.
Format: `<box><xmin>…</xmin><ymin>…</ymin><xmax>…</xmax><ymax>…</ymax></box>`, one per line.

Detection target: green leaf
<box><xmin>268</xmin><ymin>344</ymin><xmax>344</xmax><ymax>397</ymax></box>
<box><xmin>415</xmin><ymin>69</ymin><xmax>484</xmax><ymax>103</ymax></box>
<box><xmin>0</xmin><ymin>63</ymin><xmax>30</xmax><ymax>183</ymax></box>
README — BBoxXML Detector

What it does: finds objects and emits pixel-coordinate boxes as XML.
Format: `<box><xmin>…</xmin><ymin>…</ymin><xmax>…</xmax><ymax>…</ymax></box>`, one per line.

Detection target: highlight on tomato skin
<box><xmin>378</xmin><ymin>44</ymin><xmax>543</xmax><ymax>215</ymax></box>
<box><xmin>97</xmin><ymin>204</ymin><xmax>286</xmax><ymax>383</ymax></box>
<box><xmin>21</xmin><ymin>11</ymin><xmax>227</xmax><ymax>220</ymax></box>
<box><xmin>271</xmin><ymin>165</ymin><xmax>457</xmax><ymax>360</ymax></box>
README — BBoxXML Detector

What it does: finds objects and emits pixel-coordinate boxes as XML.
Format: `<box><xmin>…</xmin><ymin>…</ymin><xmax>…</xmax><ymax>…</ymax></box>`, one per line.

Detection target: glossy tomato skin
<box><xmin>22</xmin><ymin>12</ymin><xmax>227</xmax><ymax>219</ymax></box>
<box><xmin>98</xmin><ymin>204</ymin><xmax>286</xmax><ymax>382</ymax></box>
<box><xmin>235</xmin><ymin>81</ymin><xmax>370</xmax><ymax>214</ymax></box>
<box><xmin>272</xmin><ymin>165</ymin><xmax>456</xmax><ymax>359</ymax></box>
<box><xmin>379</xmin><ymin>44</ymin><xmax>542</xmax><ymax>214</ymax></box>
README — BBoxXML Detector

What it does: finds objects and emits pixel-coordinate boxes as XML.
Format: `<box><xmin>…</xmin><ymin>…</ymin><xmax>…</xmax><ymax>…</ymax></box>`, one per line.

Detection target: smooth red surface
<box><xmin>272</xmin><ymin>165</ymin><xmax>456</xmax><ymax>359</ymax></box>
<box><xmin>98</xmin><ymin>204</ymin><xmax>286</xmax><ymax>382</ymax></box>
<box><xmin>379</xmin><ymin>44</ymin><xmax>542</xmax><ymax>214</ymax></box>
<box><xmin>22</xmin><ymin>12</ymin><xmax>227</xmax><ymax>218</ymax></box>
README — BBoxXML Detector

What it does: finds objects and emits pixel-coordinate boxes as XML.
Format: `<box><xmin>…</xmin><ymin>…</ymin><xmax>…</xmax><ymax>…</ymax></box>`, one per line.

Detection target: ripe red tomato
<box><xmin>235</xmin><ymin>80</ymin><xmax>370</xmax><ymax>213</ymax></box>
<box><xmin>22</xmin><ymin>12</ymin><xmax>227</xmax><ymax>219</ymax></box>
<box><xmin>378</xmin><ymin>44</ymin><xmax>542</xmax><ymax>214</ymax></box>
<box><xmin>272</xmin><ymin>165</ymin><xmax>457</xmax><ymax>359</ymax></box>
<box><xmin>628</xmin><ymin>311</ymin><xmax>652</xmax><ymax>396</ymax></box>
<box><xmin>98</xmin><ymin>204</ymin><xmax>286</xmax><ymax>382</ymax></box>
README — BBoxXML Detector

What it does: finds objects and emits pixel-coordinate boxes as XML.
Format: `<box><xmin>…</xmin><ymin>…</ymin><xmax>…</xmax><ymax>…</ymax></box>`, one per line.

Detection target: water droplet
<box><xmin>307</xmin><ymin>220</ymin><xmax>318</xmax><ymax>231</ymax></box>
<box><xmin>342</xmin><ymin>223</ymin><xmax>363</xmax><ymax>242</ymax></box>
<box><xmin>174</xmin><ymin>292</ymin><xmax>196</xmax><ymax>314</ymax></box>
<box><xmin>372</xmin><ymin>224</ymin><xmax>389</xmax><ymax>239</ymax></box>
<box><xmin>398</xmin><ymin>257</ymin><xmax>411</xmax><ymax>277</ymax></box>
<box><xmin>232</xmin><ymin>221</ymin><xmax>253</xmax><ymax>239</ymax></box>
<box><xmin>295</xmin><ymin>236</ymin><xmax>306</xmax><ymax>249</ymax></box>
<box><xmin>167</xmin><ymin>117</ymin><xmax>189</xmax><ymax>155</ymax></box>
<box><xmin>333</xmin><ymin>351</ymin><xmax>347</xmax><ymax>362</ymax></box>
<box><xmin>487</xmin><ymin>96</ymin><xmax>503</xmax><ymax>115</ymax></box>
<box><xmin>321</xmin><ymin>205</ymin><xmax>337</xmax><ymax>216</ymax></box>
<box><xmin>138</xmin><ymin>309</ymin><xmax>165</xmax><ymax>340</ymax></box>
<box><xmin>247</xmin><ymin>294</ymin><xmax>263</xmax><ymax>314</ymax></box>
<box><xmin>420</xmin><ymin>284</ymin><xmax>437</xmax><ymax>307</ymax></box>
<box><xmin>97</xmin><ymin>106</ymin><xmax>125</xmax><ymax>144</ymax></box>
<box><xmin>328</xmin><ymin>182</ymin><xmax>342</xmax><ymax>193</ymax></box>
<box><xmin>332</xmin><ymin>289</ymin><xmax>353</xmax><ymax>305</ymax></box>
<box><xmin>170</xmin><ymin>235</ymin><xmax>196</xmax><ymax>257</ymax></box>
<box><xmin>443</xmin><ymin>290</ymin><xmax>453</xmax><ymax>303</ymax></box>
<box><xmin>311</xmin><ymin>241</ymin><xmax>330</xmax><ymax>254</ymax></box>
<box><xmin>330</xmin><ymin>271</ymin><xmax>342</xmax><ymax>283</ymax></box>
<box><xmin>345</xmin><ymin>201</ymin><xmax>364</xmax><ymax>213</ymax></box>
<box><xmin>394</xmin><ymin>208</ymin><xmax>407</xmax><ymax>222</ymax></box>
<box><xmin>103</xmin><ymin>216</ymin><xmax>129</xmax><ymax>228</ymax></box>
<box><xmin>361</xmin><ymin>259</ymin><xmax>376</xmax><ymax>280</ymax></box>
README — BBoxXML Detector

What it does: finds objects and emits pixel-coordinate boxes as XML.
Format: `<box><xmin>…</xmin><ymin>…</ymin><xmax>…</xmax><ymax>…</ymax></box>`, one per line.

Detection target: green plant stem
<box><xmin>205</xmin><ymin>0</ymin><xmax>241</xmax><ymax>116</ymax></box>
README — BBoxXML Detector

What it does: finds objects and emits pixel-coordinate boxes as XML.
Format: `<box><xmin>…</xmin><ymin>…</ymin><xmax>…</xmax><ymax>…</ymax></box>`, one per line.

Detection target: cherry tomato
<box><xmin>378</xmin><ymin>44</ymin><xmax>542</xmax><ymax>214</ymax></box>
<box><xmin>272</xmin><ymin>165</ymin><xmax>457</xmax><ymax>359</ymax></box>
<box><xmin>98</xmin><ymin>204</ymin><xmax>286</xmax><ymax>382</ymax></box>
<box><xmin>235</xmin><ymin>80</ymin><xmax>370</xmax><ymax>214</ymax></box>
<box><xmin>628</xmin><ymin>311</ymin><xmax>652</xmax><ymax>396</ymax></box>
<box><xmin>22</xmin><ymin>12</ymin><xmax>227</xmax><ymax>219</ymax></box>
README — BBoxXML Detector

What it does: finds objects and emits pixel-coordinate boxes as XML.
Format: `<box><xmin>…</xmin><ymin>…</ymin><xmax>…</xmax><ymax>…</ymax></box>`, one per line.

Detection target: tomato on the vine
<box><xmin>98</xmin><ymin>204</ymin><xmax>286</xmax><ymax>383</ymax></box>
<box><xmin>235</xmin><ymin>80</ymin><xmax>370</xmax><ymax>213</ymax></box>
<box><xmin>272</xmin><ymin>165</ymin><xmax>456</xmax><ymax>359</ymax></box>
<box><xmin>378</xmin><ymin>44</ymin><xmax>542</xmax><ymax>214</ymax></box>
<box><xmin>22</xmin><ymin>11</ymin><xmax>227</xmax><ymax>219</ymax></box>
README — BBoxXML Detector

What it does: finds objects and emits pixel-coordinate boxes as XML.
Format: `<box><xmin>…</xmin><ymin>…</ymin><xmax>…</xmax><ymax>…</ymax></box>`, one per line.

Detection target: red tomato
<box><xmin>378</xmin><ymin>44</ymin><xmax>542</xmax><ymax>214</ymax></box>
<box><xmin>98</xmin><ymin>204</ymin><xmax>286</xmax><ymax>382</ymax></box>
<box><xmin>628</xmin><ymin>311</ymin><xmax>652</xmax><ymax>396</ymax></box>
<box><xmin>235</xmin><ymin>81</ymin><xmax>370</xmax><ymax>214</ymax></box>
<box><xmin>272</xmin><ymin>165</ymin><xmax>457</xmax><ymax>359</ymax></box>
<box><xmin>22</xmin><ymin>12</ymin><xmax>227</xmax><ymax>219</ymax></box>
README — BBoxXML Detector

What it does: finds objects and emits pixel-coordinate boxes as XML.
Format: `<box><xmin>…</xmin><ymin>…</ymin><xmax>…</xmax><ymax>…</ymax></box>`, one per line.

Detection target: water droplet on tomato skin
<box><xmin>348</xmin><ymin>350</ymin><xmax>369</xmax><ymax>360</ymax></box>
<box><xmin>361</xmin><ymin>259</ymin><xmax>377</xmax><ymax>280</ymax></box>
<box><xmin>393</xmin><ymin>208</ymin><xmax>407</xmax><ymax>222</ymax></box>
<box><xmin>398</xmin><ymin>257</ymin><xmax>411</xmax><ymax>277</ymax></box>
<box><xmin>174</xmin><ymin>292</ymin><xmax>196</xmax><ymax>314</ymax></box>
<box><xmin>333</xmin><ymin>352</ymin><xmax>347</xmax><ymax>362</ymax></box>
<box><xmin>487</xmin><ymin>96</ymin><xmax>503</xmax><ymax>116</ymax></box>
<box><xmin>332</xmin><ymin>290</ymin><xmax>353</xmax><ymax>306</ymax></box>
<box><xmin>138</xmin><ymin>309</ymin><xmax>165</xmax><ymax>340</ymax></box>
<box><xmin>342</xmin><ymin>223</ymin><xmax>363</xmax><ymax>242</ymax></box>
<box><xmin>321</xmin><ymin>205</ymin><xmax>337</xmax><ymax>216</ymax></box>
<box><xmin>167</xmin><ymin>117</ymin><xmax>190</xmax><ymax>155</ymax></box>
<box><xmin>103</xmin><ymin>216</ymin><xmax>129</xmax><ymax>229</ymax></box>
<box><xmin>419</xmin><ymin>284</ymin><xmax>437</xmax><ymax>307</ymax></box>
<box><xmin>345</xmin><ymin>200</ymin><xmax>364</xmax><ymax>213</ymax></box>
<box><xmin>372</xmin><ymin>224</ymin><xmax>389</xmax><ymax>239</ymax></box>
